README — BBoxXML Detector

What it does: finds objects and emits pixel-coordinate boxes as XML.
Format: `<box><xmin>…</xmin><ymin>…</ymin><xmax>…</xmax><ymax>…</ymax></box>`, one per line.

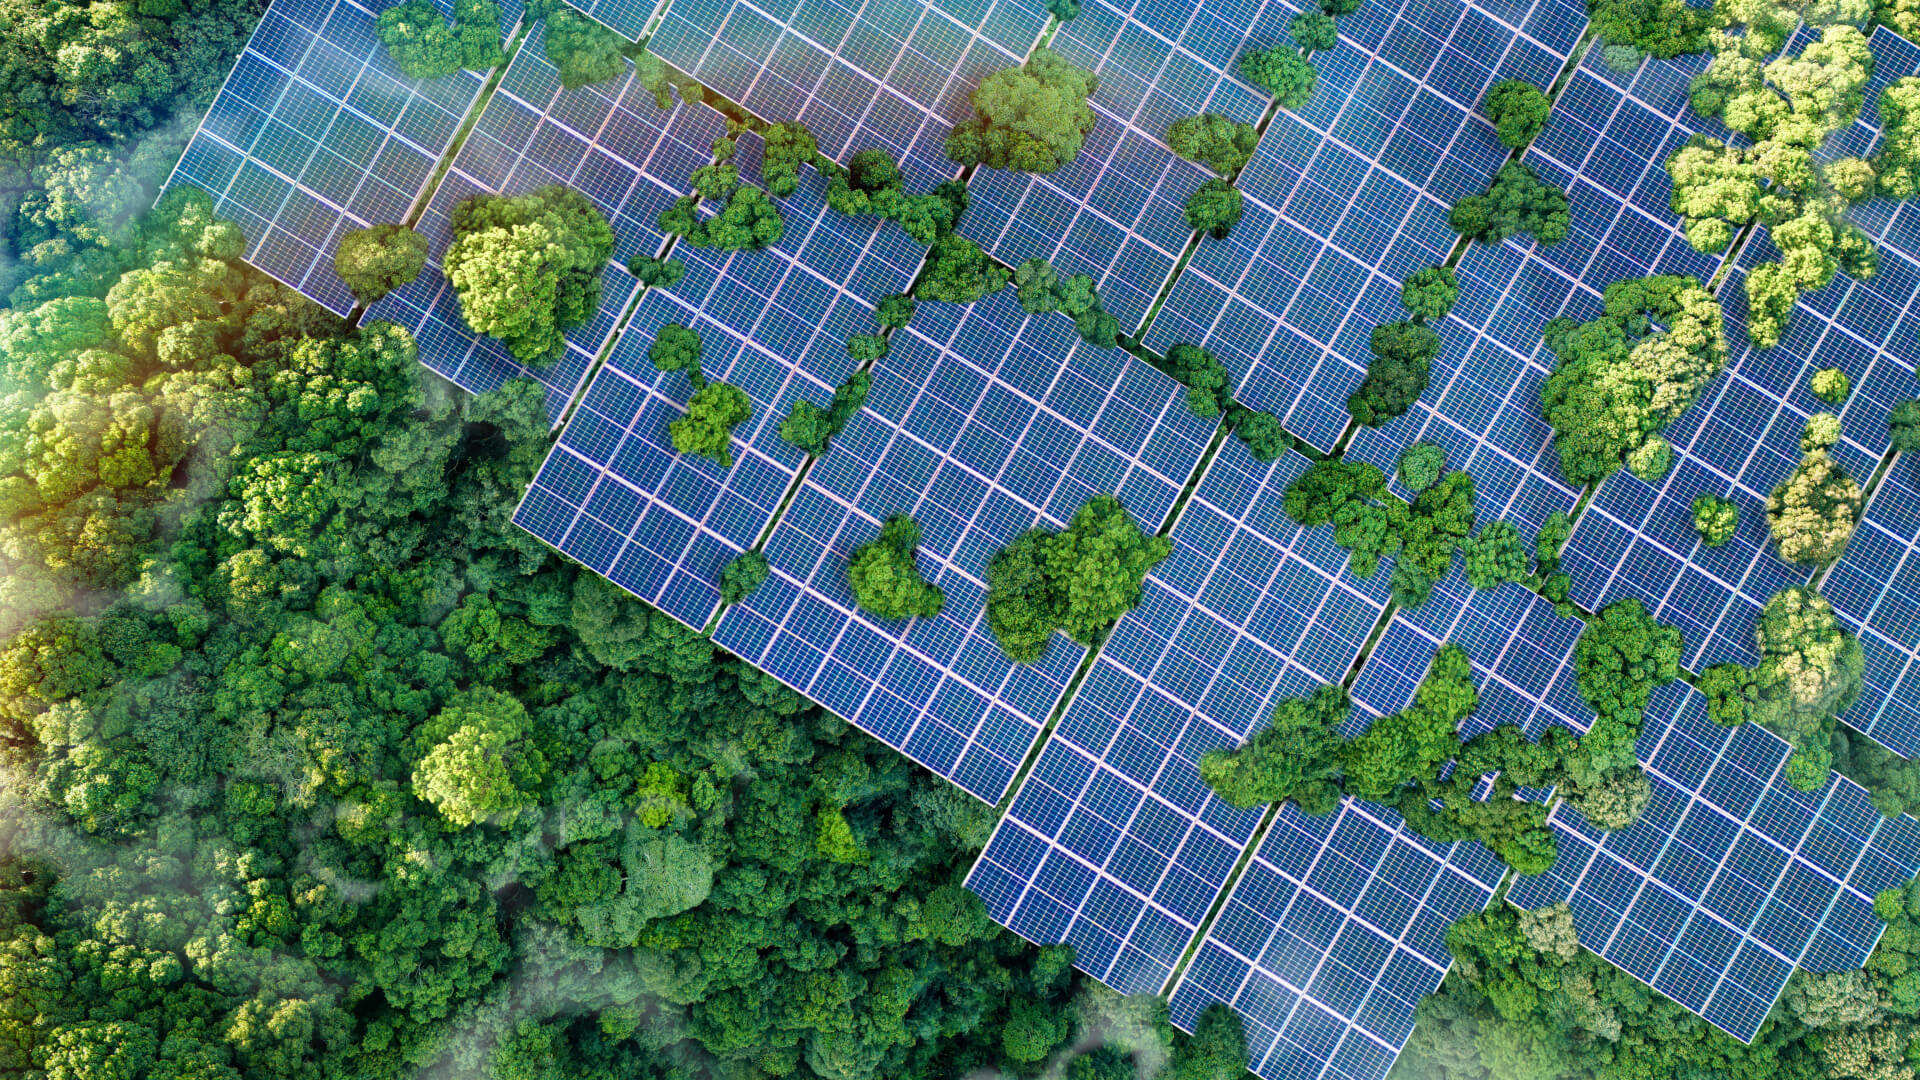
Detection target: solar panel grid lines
<box><xmin>966</xmin><ymin>439</ymin><xmax>1396</xmax><ymax>997</ymax></box>
<box><xmin>514</xmin><ymin>163</ymin><xmax>929</xmax><ymax>629</ymax></box>
<box><xmin>1140</xmin><ymin>0</ymin><xmax>1585</xmax><ymax>453</ymax></box>
<box><xmin>1828</xmin><ymin>463</ymin><xmax>1920</xmax><ymax>763</ymax></box>
<box><xmin>648</xmin><ymin>0</ymin><xmax>1051</xmax><ymax>186</ymax></box>
<box><xmin>364</xmin><ymin>31</ymin><xmax>730</xmax><ymax>418</ymax></box>
<box><xmin>1164</xmin><ymin>797</ymin><xmax>1507</xmax><ymax>1080</ymax></box>
<box><xmin>1506</xmin><ymin>680</ymin><xmax>1920</xmax><ymax>1042</ymax></box>
<box><xmin>164</xmin><ymin>0</ymin><xmax>502</xmax><ymax>316</ymax></box>
<box><xmin>569</xmin><ymin>0</ymin><xmax>670</xmax><ymax>39</ymax></box>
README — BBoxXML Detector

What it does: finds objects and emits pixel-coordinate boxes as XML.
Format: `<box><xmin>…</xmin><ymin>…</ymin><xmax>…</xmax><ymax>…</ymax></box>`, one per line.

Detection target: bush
<box><xmin>1484</xmin><ymin>80</ymin><xmax>1551</xmax><ymax>148</ymax></box>
<box><xmin>1398</xmin><ymin>441</ymin><xmax>1446</xmax><ymax>493</ymax></box>
<box><xmin>1241</xmin><ymin>46</ymin><xmax>1317</xmax><ymax>108</ymax></box>
<box><xmin>1166</xmin><ymin>114</ymin><xmax>1259</xmax><ymax>175</ymax></box>
<box><xmin>446</xmin><ymin>186</ymin><xmax>614</xmax><ymax>365</ymax></box>
<box><xmin>1450</xmin><ymin>161</ymin><xmax>1569</xmax><ymax>245</ymax></box>
<box><xmin>1812</xmin><ymin>367</ymin><xmax>1851</xmax><ymax>404</ymax></box>
<box><xmin>1290</xmin><ymin>11</ymin><xmax>1338</xmax><ymax>51</ymax></box>
<box><xmin>946</xmin><ymin>49</ymin><xmax>1098</xmax><ymax>174</ymax></box>
<box><xmin>543</xmin><ymin>6</ymin><xmax>628</xmax><ymax>89</ymax></box>
<box><xmin>1892</xmin><ymin>399</ymin><xmax>1920</xmax><ymax>452</ymax></box>
<box><xmin>985</xmin><ymin>495</ymin><xmax>1171</xmax><ymax>662</ymax></box>
<box><xmin>1185</xmin><ymin>179</ymin><xmax>1245</xmax><ymax>239</ymax></box>
<box><xmin>1768</xmin><ymin>449</ymin><xmax>1862</xmax><ymax>565</ymax></box>
<box><xmin>629</xmin><ymin>255</ymin><xmax>685</xmax><ymax>288</ymax></box>
<box><xmin>848</xmin><ymin>515</ymin><xmax>945</xmax><ymax>620</ymax></box>
<box><xmin>1401</xmin><ymin>266</ymin><xmax>1458</xmax><ymax>322</ymax></box>
<box><xmin>1347</xmin><ymin>321</ymin><xmax>1440</xmax><ymax>427</ymax></box>
<box><xmin>1691</xmin><ymin>493</ymin><xmax>1738</xmax><ymax>546</ymax></box>
<box><xmin>720</xmin><ymin>549</ymin><xmax>770</xmax><ymax>605</ymax></box>
<box><xmin>335</xmin><ymin>224</ymin><xmax>427</xmax><ymax>304</ymax></box>
<box><xmin>670</xmin><ymin>382</ymin><xmax>752</xmax><ymax>467</ymax></box>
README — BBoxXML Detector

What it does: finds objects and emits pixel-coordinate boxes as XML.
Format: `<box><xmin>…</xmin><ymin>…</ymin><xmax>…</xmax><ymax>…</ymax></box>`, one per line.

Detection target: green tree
<box><xmin>1768</xmin><ymin>446</ymin><xmax>1862</xmax><ymax>565</ymax></box>
<box><xmin>1573</xmin><ymin>597</ymin><xmax>1683</xmax><ymax>729</ymax></box>
<box><xmin>917</xmin><ymin>233</ymin><xmax>1010</xmax><ymax>303</ymax></box>
<box><xmin>1348</xmin><ymin>320</ymin><xmax>1440</xmax><ymax>427</ymax></box>
<box><xmin>761</xmin><ymin>121</ymin><xmax>821</xmax><ymax>197</ymax></box>
<box><xmin>1166</xmin><ymin>114</ymin><xmax>1259</xmax><ymax>174</ymax></box>
<box><xmin>445</xmin><ymin>186</ymin><xmax>615</xmax><ymax>365</ymax></box>
<box><xmin>1692</xmin><ymin>493</ymin><xmax>1739</xmax><ymax>546</ymax></box>
<box><xmin>1397</xmin><ymin>441</ymin><xmax>1446</xmax><ymax>493</ymax></box>
<box><xmin>1750</xmin><ymin>586</ymin><xmax>1863</xmax><ymax>782</ymax></box>
<box><xmin>1450</xmin><ymin>161</ymin><xmax>1569</xmax><ymax>244</ymax></box>
<box><xmin>660</xmin><ymin>172</ymin><xmax>785</xmax><ymax>251</ymax></box>
<box><xmin>670</xmin><ymin>381</ymin><xmax>752</xmax><ymax>466</ymax></box>
<box><xmin>1812</xmin><ymin>366</ymin><xmax>1850</xmax><ymax>404</ymax></box>
<box><xmin>411</xmin><ymin>686</ymin><xmax>549</xmax><ymax>826</ymax></box>
<box><xmin>1484</xmin><ymin>79</ymin><xmax>1551</xmax><ymax>147</ymax></box>
<box><xmin>985</xmin><ymin>496</ymin><xmax>1170</xmax><ymax>662</ymax></box>
<box><xmin>1290</xmin><ymin>11</ymin><xmax>1338</xmax><ymax>50</ymax></box>
<box><xmin>1160</xmin><ymin>343</ymin><xmax>1235</xmax><ymax>417</ymax></box>
<box><xmin>848</xmin><ymin>515</ymin><xmax>945</xmax><ymax>620</ymax></box>
<box><xmin>1401</xmin><ymin>266</ymin><xmax>1458</xmax><ymax>322</ymax></box>
<box><xmin>1240</xmin><ymin>46</ymin><xmax>1317</xmax><ymax>108</ymax></box>
<box><xmin>1184</xmin><ymin>179</ymin><xmax>1245</xmax><ymax>239</ymax></box>
<box><xmin>946</xmin><ymin>49</ymin><xmax>1099</xmax><ymax>174</ymax></box>
<box><xmin>1892</xmin><ymin>399</ymin><xmax>1920</xmax><ymax>452</ymax></box>
<box><xmin>542</xmin><ymin>5</ymin><xmax>628</xmax><ymax>88</ymax></box>
<box><xmin>334</xmin><ymin>223</ymin><xmax>427</xmax><ymax>304</ymax></box>
<box><xmin>876</xmin><ymin>293</ymin><xmax>916</xmax><ymax>329</ymax></box>
<box><xmin>1464</xmin><ymin>521</ymin><xmax>1528</xmax><ymax>589</ymax></box>
<box><xmin>1198</xmin><ymin>684</ymin><xmax>1349</xmax><ymax>811</ymax></box>
<box><xmin>720</xmin><ymin>549</ymin><xmax>769</xmax><ymax>604</ymax></box>
<box><xmin>629</xmin><ymin>254</ymin><xmax>685</xmax><ymax>288</ymax></box>
<box><xmin>375</xmin><ymin>0</ymin><xmax>462</xmax><ymax>79</ymax></box>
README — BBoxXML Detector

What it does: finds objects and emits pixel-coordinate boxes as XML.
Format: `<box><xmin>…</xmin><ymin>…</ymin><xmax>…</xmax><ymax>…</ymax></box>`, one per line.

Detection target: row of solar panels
<box><xmin>160</xmin><ymin>0</ymin><xmax>1920</xmax><ymax>1076</ymax></box>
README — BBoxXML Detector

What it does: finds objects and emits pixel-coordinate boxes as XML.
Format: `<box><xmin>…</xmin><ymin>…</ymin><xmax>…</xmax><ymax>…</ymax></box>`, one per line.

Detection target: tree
<box><xmin>1045</xmin><ymin>0</ymin><xmax>1081</xmax><ymax>17</ymax></box>
<box><xmin>670</xmin><ymin>381</ymin><xmax>752</xmax><ymax>466</ymax></box>
<box><xmin>445</xmin><ymin>186</ymin><xmax>615</xmax><ymax>365</ymax></box>
<box><xmin>1450</xmin><ymin>161</ymin><xmax>1569</xmax><ymax>244</ymax></box>
<box><xmin>848</xmin><ymin>515</ymin><xmax>945</xmax><ymax>620</ymax></box>
<box><xmin>1812</xmin><ymin>366</ymin><xmax>1850</xmax><ymax>404</ymax></box>
<box><xmin>985</xmin><ymin>495</ymin><xmax>1171</xmax><ymax>661</ymax></box>
<box><xmin>1484</xmin><ymin>79</ymin><xmax>1551</xmax><ymax>147</ymax></box>
<box><xmin>1573</xmin><ymin>598</ymin><xmax>1682</xmax><ymax>729</ymax></box>
<box><xmin>1464</xmin><ymin>521</ymin><xmax>1528</xmax><ymax>589</ymax></box>
<box><xmin>629</xmin><ymin>254</ymin><xmax>685</xmax><ymax>288</ymax></box>
<box><xmin>660</xmin><ymin>171</ymin><xmax>785</xmax><ymax>251</ymax></box>
<box><xmin>649</xmin><ymin>322</ymin><xmax>705</xmax><ymax>383</ymax></box>
<box><xmin>825</xmin><ymin>148</ymin><xmax>956</xmax><ymax>243</ymax></box>
<box><xmin>917</xmin><ymin>233</ymin><xmax>1010</xmax><ymax>304</ymax></box>
<box><xmin>1233</xmin><ymin>408</ymin><xmax>1290</xmax><ymax>460</ymax></box>
<box><xmin>1240</xmin><ymin>46</ymin><xmax>1317</xmax><ymax>109</ymax></box>
<box><xmin>1893</xmin><ymin>399</ymin><xmax>1920</xmax><ymax>452</ymax></box>
<box><xmin>375</xmin><ymin>0</ymin><xmax>462</xmax><ymax>79</ymax></box>
<box><xmin>1160</xmin><ymin>343</ymin><xmax>1234</xmax><ymax>417</ymax></box>
<box><xmin>1401</xmin><ymin>266</ymin><xmax>1458</xmax><ymax>322</ymax></box>
<box><xmin>1184</xmin><ymin>179</ymin><xmax>1245</xmax><ymax>239</ymax></box>
<box><xmin>1692</xmin><ymin>493</ymin><xmax>1739</xmax><ymax>546</ymax></box>
<box><xmin>847</xmin><ymin>333</ymin><xmax>888</xmax><ymax>362</ymax></box>
<box><xmin>1290</xmin><ymin>11</ymin><xmax>1338</xmax><ymax>50</ymax></box>
<box><xmin>761</xmin><ymin>122</ymin><xmax>821</xmax><ymax>197</ymax></box>
<box><xmin>1348</xmin><ymin>320</ymin><xmax>1440</xmax><ymax>427</ymax></box>
<box><xmin>1626</xmin><ymin>435</ymin><xmax>1672</xmax><ymax>481</ymax></box>
<box><xmin>1750</xmin><ymin>586</ymin><xmax>1863</xmax><ymax>773</ymax></box>
<box><xmin>1166</xmin><ymin>114</ymin><xmax>1259</xmax><ymax>174</ymax></box>
<box><xmin>1343</xmin><ymin>644</ymin><xmax>1476</xmax><ymax>801</ymax></box>
<box><xmin>1878</xmin><ymin>77</ymin><xmax>1920</xmax><ymax>197</ymax></box>
<box><xmin>946</xmin><ymin>49</ymin><xmax>1099</xmax><ymax>174</ymax></box>
<box><xmin>1398</xmin><ymin>441</ymin><xmax>1446</xmax><ymax>493</ymax></box>
<box><xmin>720</xmin><ymin>549</ymin><xmax>769</xmax><ymax>604</ymax></box>
<box><xmin>412</xmin><ymin>687</ymin><xmax>548</xmax><ymax>826</ymax></box>
<box><xmin>542</xmin><ymin>5</ymin><xmax>628</xmax><ymax>88</ymax></box>
<box><xmin>1167</xmin><ymin>1004</ymin><xmax>1249</xmax><ymax>1080</ymax></box>
<box><xmin>1198</xmin><ymin>684</ymin><xmax>1350</xmax><ymax>811</ymax></box>
<box><xmin>1768</xmin><ymin>446</ymin><xmax>1862</xmax><ymax>565</ymax></box>
<box><xmin>334</xmin><ymin>224</ymin><xmax>427</xmax><ymax>303</ymax></box>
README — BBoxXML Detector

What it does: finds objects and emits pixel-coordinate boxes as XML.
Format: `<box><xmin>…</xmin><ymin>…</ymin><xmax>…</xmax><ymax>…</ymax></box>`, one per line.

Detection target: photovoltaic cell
<box><xmin>649</xmin><ymin>0</ymin><xmax>1050</xmax><ymax>182</ymax></box>
<box><xmin>1509</xmin><ymin>681</ymin><xmax>1920</xmax><ymax>1042</ymax></box>
<box><xmin>967</xmin><ymin>441</ymin><xmax>1390</xmax><ymax>995</ymax></box>
<box><xmin>1830</xmin><ymin>464</ymin><xmax>1920</xmax><ymax>765</ymax></box>
<box><xmin>1144</xmin><ymin>0</ymin><xmax>1570</xmax><ymax>451</ymax></box>
<box><xmin>364</xmin><ymin>29</ymin><xmax>727</xmax><ymax>418</ymax></box>
<box><xmin>712</xmin><ymin>291</ymin><xmax>1213</xmax><ymax>803</ymax></box>
<box><xmin>1166</xmin><ymin>800</ymin><xmax>1505</xmax><ymax>1080</ymax></box>
<box><xmin>513</xmin><ymin>165</ymin><xmax>927</xmax><ymax>627</ymax></box>
<box><xmin>163</xmin><ymin>0</ymin><xmax>499</xmax><ymax>315</ymax></box>
<box><xmin>571</xmin><ymin>0</ymin><xmax>665</xmax><ymax>39</ymax></box>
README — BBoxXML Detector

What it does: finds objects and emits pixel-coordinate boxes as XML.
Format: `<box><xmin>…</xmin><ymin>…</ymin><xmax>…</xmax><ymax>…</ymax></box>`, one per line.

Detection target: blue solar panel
<box><xmin>712</xmin><ymin>290</ymin><xmax>1213</xmax><ymax>802</ymax></box>
<box><xmin>513</xmin><ymin>164</ymin><xmax>928</xmax><ymax>624</ymax></box>
<box><xmin>570</xmin><ymin>0</ymin><xmax>664</xmax><ymax>39</ymax></box>
<box><xmin>163</xmin><ymin>0</ymin><xmax>502</xmax><ymax>315</ymax></box>
<box><xmin>649</xmin><ymin>0</ymin><xmax>1049</xmax><ymax>182</ymax></box>
<box><xmin>967</xmin><ymin>441</ymin><xmax>1391</xmax><ymax>994</ymax></box>
<box><xmin>1829</xmin><ymin>465</ymin><xmax>1920</xmax><ymax>761</ymax></box>
<box><xmin>1509</xmin><ymin>681</ymin><xmax>1920</xmax><ymax>1042</ymax></box>
<box><xmin>1166</xmin><ymin>799</ymin><xmax>1505</xmax><ymax>1080</ymax></box>
<box><xmin>365</xmin><ymin>30</ymin><xmax>727</xmax><ymax>418</ymax></box>
<box><xmin>1142</xmin><ymin>0</ymin><xmax>1572</xmax><ymax>451</ymax></box>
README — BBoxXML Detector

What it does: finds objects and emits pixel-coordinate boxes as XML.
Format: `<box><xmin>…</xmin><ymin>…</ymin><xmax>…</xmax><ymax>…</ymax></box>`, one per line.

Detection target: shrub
<box><xmin>1401</xmin><ymin>266</ymin><xmax>1458</xmax><ymax>322</ymax></box>
<box><xmin>1166</xmin><ymin>114</ymin><xmax>1259</xmax><ymax>175</ymax></box>
<box><xmin>1450</xmin><ymin>162</ymin><xmax>1569</xmax><ymax>245</ymax></box>
<box><xmin>1241</xmin><ymin>46</ymin><xmax>1317</xmax><ymax>109</ymax></box>
<box><xmin>1802</xmin><ymin>413</ymin><xmax>1842</xmax><ymax>453</ymax></box>
<box><xmin>670</xmin><ymin>382</ymin><xmax>752</xmax><ymax>467</ymax></box>
<box><xmin>779</xmin><ymin>371</ymin><xmax>869</xmax><ymax>455</ymax></box>
<box><xmin>446</xmin><ymin>186</ymin><xmax>614</xmax><ymax>365</ymax></box>
<box><xmin>1484</xmin><ymin>80</ymin><xmax>1551</xmax><ymax>148</ymax></box>
<box><xmin>1185</xmin><ymin>179</ymin><xmax>1245</xmax><ymax>239</ymax></box>
<box><xmin>946</xmin><ymin>49</ymin><xmax>1099</xmax><ymax>174</ymax></box>
<box><xmin>1233</xmin><ymin>409</ymin><xmax>1290</xmax><ymax>460</ymax></box>
<box><xmin>846</xmin><ymin>333</ymin><xmax>888</xmax><ymax>363</ymax></box>
<box><xmin>1691</xmin><ymin>493</ymin><xmax>1739</xmax><ymax>546</ymax></box>
<box><xmin>848</xmin><ymin>515</ymin><xmax>945</xmax><ymax>620</ymax></box>
<box><xmin>335</xmin><ymin>224</ymin><xmax>427</xmax><ymax>304</ymax></box>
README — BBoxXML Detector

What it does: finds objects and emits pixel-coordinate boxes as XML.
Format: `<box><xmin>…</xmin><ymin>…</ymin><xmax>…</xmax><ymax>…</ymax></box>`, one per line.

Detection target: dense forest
<box><xmin>2</xmin><ymin>2</ymin><xmax>1920</xmax><ymax>1080</ymax></box>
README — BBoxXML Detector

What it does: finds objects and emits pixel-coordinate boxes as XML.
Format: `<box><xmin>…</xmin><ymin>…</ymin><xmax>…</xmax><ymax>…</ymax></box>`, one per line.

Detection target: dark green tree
<box><xmin>1184</xmin><ymin>179</ymin><xmax>1245</xmax><ymax>239</ymax></box>
<box><xmin>1165</xmin><ymin>114</ymin><xmax>1259</xmax><ymax>174</ymax></box>
<box><xmin>1240</xmin><ymin>46</ymin><xmax>1317</xmax><ymax>108</ymax></box>
<box><xmin>1483</xmin><ymin>79</ymin><xmax>1552</xmax><ymax>147</ymax></box>
<box><xmin>1449</xmin><ymin>161</ymin><xmax>1569</xmax><ymax>244</ymax></box>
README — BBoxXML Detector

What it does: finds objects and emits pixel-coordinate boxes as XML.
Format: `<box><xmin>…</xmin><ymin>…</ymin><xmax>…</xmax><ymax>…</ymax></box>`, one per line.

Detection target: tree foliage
<box><xmin>1573</xmin><ymin>597</ymin><xmax>1682</xmax><ymax>729</ymax></box>
<box><xmin>1539</xmin><ymin>274</ymin><xmax>1728</xmax><ymax>485</ymax></box>
<box><xmin>719</xmin><ymin>548</ymin><xmax>769</xmax><ymax>605</ymax></box>
<box><xmin>446</xmin><ymin>186</ymin><xmax>615</xmax><ymax>365</ymax></box>
<box><xmin>1291</xmin><ymin>10</ymin><xmax>1339</xmax><ymax>50</ymax></box>
<box><xmin>1347</xmin><ymin>320</ymin><xmax>1440</xmax><ymax>427</ymax></box>
<box><xmin>985</xmin><ymin>496</ymin><xmax>1171</xmax><ymax>662</ymax></box>
<box><xmin>541</xmin><ymin>3</ymin><xmax>629</xmax><ymax>88</ymax></box>
<box><xmin>1768</xmin><ymin>445</ymin><xmax>1862</xmax><ymax>565</ymax></box>
<box><xmin>629</xmin><ymin>254</ymin><xmax>685</xmax><ymax>289</ymax></box>
<box><xmin>1166</xmin><ymin>114</ymin><xmax>1259</xmax><ymax>175</ymax></box>
<box><xmin>1240</xmin><ymin>46</ymin><xmax>1318</xmax><ymax>109</ymax></box>
<box><xmin>1464</xmin><ymin>520</ymin><xmax>1529</xmax><ymax>590</ymax></box>
<box><xmin>760</xmin><ymin>122</ymin><xmax>822</xmax><ymax>197</ymax></box>
<box><xmin>660</xmin><ymin>166</ymin><xmax>785</xmax><ymax>251</ymax></box>
<box><xmin>825</xmin><ymin>149</ymin><xmax>957</xmax><ymax>244</ymax></box>
<box><xmin>1397</xmin><ymin>441</ymin><xmax>1447</xmax><ymax>493</ymax></box>
<box><xmin>1184</xmin><ymin>179</ymin><xmax>1245</xmax><ymax>240</ymax></box>
<box><xmin>1401</xmin><ymin>266</ymin><xmax>1458</xmax><ymax>322</ymax></box>
<box><xmin>1692</xmin><ymin>492</ymin><xmax>1740</xmax><ymax>546</ymax></box>
<box><xmin>917</xmin><ymin>232</ymin><xmax>1010</xmax><ymax>304</ymax></box>
<box><xmin>1484</xmin><ymin>79</ymin><xmax>1552</xmax><ymax>147</ymax></box>
<box><xmin>1449</xmin><ymin>161</ymin><xmax>1570</xmax><ymax>244</ymax></box>
<box><xmin>374</xmin><ymin>0</ymin><xmax>504</xmax><ymax>80</ymax></box>
<box><xmin>1158</xmin><ymin>343</ymin><xmax>1236</xmax><ymax>418</ymax></box>
<box><xmin>848</xmin><ymin>515</ymin><xmax>945</xmax><ymax>621</ymax></box>
<box><xmin>1199</xmin><ymin>684</ymin><xmax>1350</xmax><ymax>812</ymax></box>
<box><xmin>669</xmin><ymin>381</ymin><xmax>752</xmax><ymax>467</ymax></box>
<box><xmin>946</xmin><ymin>49</ymin><xmax>1099</xmax><ymax>174</ymax></box>
<box><xmin>334</xmin><ymin>223</ymin><xmax>427</xmax><ymax>304</ymax></box>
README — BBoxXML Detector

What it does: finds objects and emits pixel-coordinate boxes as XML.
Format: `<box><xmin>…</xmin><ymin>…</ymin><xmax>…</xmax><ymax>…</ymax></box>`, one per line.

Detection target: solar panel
<box><xmin>163</xmin><ymin>0</ymin><xmax>502</xmax><ymax>315</ymax></box>
<box><xmin>1508</xmin><ymin>680</ymin><xmax>1920</xmax><ymax>1042</ymax></box>
<box><xmin>513</xmin><ymin>163</ymin><xmax>928</xmax><ymax>625</ymax></box>
<box><xmin>569</xmin><ymin>0</ymin><xmax>665</xmax><ymax>39</ymax></box>
<box><xmin>1166</xmin><ymin>799</ymin><xmax>1506</xmax><ymax>1080</ymax></box>
<box><xmin>967</xmin><ymin>441</ymin><xmax>1391</xmax><ymax>995</ymax></box>
<box><xmin>711</xmin><ymin>290</ymin><xmax>1214</xmax><ymax>802</ymax></box>
<box><xmin>364</xmin><ymin>26</ymin><xmax>726</xmax><ymax>419</ymax></box>
<box><xmin>1829</xmin><ymin>464</ymin><xmax>1920</xmax><ymax>762</ymax></box>
<box><xmin>1142</xmin><ymin>0</ymin><xmax>1571</xmax><ymax>451</ymax></box>
<box><xmin>649</xmin><ymin>0</ymin><xmax>1050</xmax><ymax>182</ymax></box>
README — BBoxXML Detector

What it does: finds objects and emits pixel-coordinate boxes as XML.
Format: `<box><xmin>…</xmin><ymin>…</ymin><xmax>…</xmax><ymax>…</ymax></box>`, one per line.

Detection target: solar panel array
<box><xmin>1142</xmin><ymin>0</ymin><xmax>1582</xmax><ymax>451</ymax></box>
<box><xmin>163</xmin><ymin>0</ymin><xmax>500</xmax><ymax>315</ymax></box>
<box><xmin>1167</xmin><ymin>799</ymin><xmax>1506</xmax><ymax>1080</ymax></box>
<box><xmin>514</xmin><ymin>162</ymin><xmax>928</xmax><ymax>628</ymax></box>
<box><xmin>569</xmin><ymin>0</ymin><xmax>664</xmax><ymax>38</ymax></box>
<box><xmin>649</xmin><ymin>0</ymin><xmax>1050</xmax><ymax>183</ymax></box>
<box><xmin>968</xmin><ymin>443</ymin><xmax>1391</xmax><ymax>995</ymax></box>
<box><xmin>1508</xmin><ymin>681</ymin><xmax>1920</xmax><ymax>1041</ymax></box>
<box><xmin>711</xmin><ymin>290</ymin><xmax>1215</xmax><ymax>802</ymax></box>
<box><xmin>365</xmin><ymin>26</ymin><xmax>725</xmax><ymax>419</ymax></box>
